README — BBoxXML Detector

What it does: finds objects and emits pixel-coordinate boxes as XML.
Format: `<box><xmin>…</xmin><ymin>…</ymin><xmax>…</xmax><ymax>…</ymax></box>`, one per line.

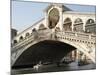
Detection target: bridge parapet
<box><xmin>56</xmin><ymin>31</ymin><xmax>96</xmax><ymax>44</ymax></box>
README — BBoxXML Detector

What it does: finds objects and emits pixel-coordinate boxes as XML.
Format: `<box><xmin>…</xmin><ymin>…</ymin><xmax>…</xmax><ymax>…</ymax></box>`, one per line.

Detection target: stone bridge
<box><xmin>11</xmin><ymin>4</ymin><xmax>96</xmax><ymax>68</ymax></box>
<box><xmin>11</xmin><ymin>29</ymin><xmax>96</xmax><ymax>67</ymax></box>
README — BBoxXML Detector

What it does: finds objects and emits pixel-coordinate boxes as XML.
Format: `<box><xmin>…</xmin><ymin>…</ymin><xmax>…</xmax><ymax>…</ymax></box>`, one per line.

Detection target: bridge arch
<box><xmin>12</xmin><ymin>40</ymin><xmax>76</xmax><ymax>68</ymax></box>
<box><xmin>74</xmin><ymin>18</ymin><xmax>83</xmax><ymax>32</ymax></box>
<box><xmin>12</xmin><ymin>37</ymin><xmax>95</xmax><ymax>68</ymax></box>
<box><xmin>63</xmin><ymin>17</ymin><xmax>72</xmax><ymax>31</ymax></box>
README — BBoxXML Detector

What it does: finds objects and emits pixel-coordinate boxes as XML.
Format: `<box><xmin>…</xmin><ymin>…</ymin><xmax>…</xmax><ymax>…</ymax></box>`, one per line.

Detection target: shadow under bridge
<box><xmin>12</xmin><ymin>40</ymin><xmax>76</xmax><ymax>69</ymax></box>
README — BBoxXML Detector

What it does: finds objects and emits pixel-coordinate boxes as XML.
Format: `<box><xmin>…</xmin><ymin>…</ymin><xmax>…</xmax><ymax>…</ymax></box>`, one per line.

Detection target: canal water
<box><xmin>11</xmin><ymin>61</ymin><xmax>96</xmax><ymax>75</ymax></box>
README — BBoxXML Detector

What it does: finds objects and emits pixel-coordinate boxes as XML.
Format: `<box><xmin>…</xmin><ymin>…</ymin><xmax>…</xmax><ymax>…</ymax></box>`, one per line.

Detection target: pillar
<box><xmin>71</xmin><ymin>18</ymin><xmax>74</xmax><ymax>32</ymax></box>
<box><xmin>45</xmin><ymin>11</ymin><xmax>48</xmax><ymax>28</ymax></box>
<box><xmin>72</xmin><ymin>50</ymin><xmax>76</xmax><ymax>61</ymax></box>
<box><xmin>58</xmin><ymin>8</ymin><xmax>63</xmax><ymax>31</ymax></box>
<box><xmin>83</xmin><ymin>19</ymin><xmax>86</xmax><ymax>32</ymax></box>
<box><xmin>73</xmin><ymin>50</ymin><xmax>79</xmax><ymax>66</ymax></box>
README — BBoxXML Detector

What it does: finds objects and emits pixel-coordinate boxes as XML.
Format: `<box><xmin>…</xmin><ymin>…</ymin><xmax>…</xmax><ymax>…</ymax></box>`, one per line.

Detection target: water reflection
<box><xmin>11</xmin><ymin>61</ymin><xmax>96</xmax><ymax>75</ymax></box>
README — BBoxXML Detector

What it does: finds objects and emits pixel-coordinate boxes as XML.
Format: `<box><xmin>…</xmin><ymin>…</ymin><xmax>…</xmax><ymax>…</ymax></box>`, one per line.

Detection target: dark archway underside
<box><xmin>12</xmin><ymin>40</ymin><xmax>76</xmax><ymax>69</ymax></box>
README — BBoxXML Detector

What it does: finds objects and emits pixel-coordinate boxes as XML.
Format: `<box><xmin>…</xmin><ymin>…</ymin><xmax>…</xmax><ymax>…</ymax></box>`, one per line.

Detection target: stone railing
<box><xmin>55</xmin><ymin>31</ymin><xmax>96</xmax><ymax>43</ymax></box>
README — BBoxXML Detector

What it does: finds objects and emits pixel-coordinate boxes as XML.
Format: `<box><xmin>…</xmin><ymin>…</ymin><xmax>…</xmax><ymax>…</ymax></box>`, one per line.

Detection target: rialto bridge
<box><xmin>11</xmin><ymin>4</ymin><xmax>96</xmax><ymax>68</ymax></box>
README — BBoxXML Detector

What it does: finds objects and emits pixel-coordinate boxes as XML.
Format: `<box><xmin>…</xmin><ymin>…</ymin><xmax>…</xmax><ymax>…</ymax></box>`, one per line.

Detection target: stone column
<box><xmin>71</xmin><ymin>18</ymin><xmax>74</xmax><ymax>32</ymax></box>
<box><xmin>72</xmin><ymin>50</ymin><xmax>75</xmax><ymax>61</ymax></box>
<box><xmin>83</xmin><ymin>19</ymin><xmax>86</xmax><ymax>32</ymax></box>
<box><xmin>59</xmin><ymin>8</ymin><xmax>63</xmax><ymax>31</ymax></box>
<box><xmin>75</xmin><ymin>50</ymin><xmax>79</xmax><ymax>64</ymax></box>
<box><xmin>45</xmin><ymin>11</ymin><xmax>48</xmax><ymax>28</ymax></box>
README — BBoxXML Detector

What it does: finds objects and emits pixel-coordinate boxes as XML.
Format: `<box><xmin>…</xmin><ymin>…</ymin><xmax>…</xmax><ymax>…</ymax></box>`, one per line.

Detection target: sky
<box><xmin>11</xmin><ymin>0</ymin><xmax>96</xmax><ymax>33</ymax></box>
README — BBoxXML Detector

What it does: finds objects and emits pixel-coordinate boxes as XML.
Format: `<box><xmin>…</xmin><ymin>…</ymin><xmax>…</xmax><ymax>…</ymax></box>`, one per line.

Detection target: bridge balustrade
<box><xmin>55</xmin><ymin>31</ymin><xmax>95</xmax><ymax>43</ymax></box>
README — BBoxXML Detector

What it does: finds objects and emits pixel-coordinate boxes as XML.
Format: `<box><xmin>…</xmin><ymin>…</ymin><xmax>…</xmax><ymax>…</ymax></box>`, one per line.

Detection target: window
<box><xmin>19</xmin><ymin>36</ymin><xmax>23</xmax><ymax>41</ymax></box>
<box><xmin>25</xmin><ymin>33</ymin><xmax>30</xmax><ymax>37</ymax></box>
<box><xmin>63</xmin><ymin>18</ymin><xmax>72</xmax><ymax>31</ymax></box>
<box><xmin>13</xmin><ymin>40</ymin><xmax>17</xmax><ymax>44</ymax></box>
<box><xmin>86</xmin><ymin>19</ymin><xmax>95</xmax><ymax>25</ymax></box>
<box><xmin>48</xmin><ymin>8</ymin><xmax>59</xmax><ymax>29</ymax></box>
<box><xmin>74</xmin><ymin>18</ymin><xmax>83</xmax><ymax>32</ymax></box>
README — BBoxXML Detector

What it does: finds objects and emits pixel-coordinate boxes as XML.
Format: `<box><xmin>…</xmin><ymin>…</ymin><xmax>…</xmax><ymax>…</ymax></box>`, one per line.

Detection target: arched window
<box><xmin>48</xmin><ymin>8</ymin><xmax>59</xmax><ymax>29</ymax></box>
<box><xmin>13</xmin><ymin>40</ymin><xmax>17</xmax><ymax>44</ymax></box>
<box><xmin>85</xmin><ymin>19</ymin><xmax>95</xmax><ymax>33</ymax></box>
<box><xmin>74</xmin><ymin>18</ymin><xmax>83</xmax><ymax>24</ymax></box>
<box><xmin>74</xmin><ymin>18</ymin><xmax>83</xmax><ymax>32</ymax></box>
<box><xmin>32</xmin><ymin>28</ymin><xmax>36</xmax><ymax>32</ymax></box>
<box><xmin>19</xmin><ymin>36</ymin><xmax>23</xmax><ymax>41</ymax></box>
<box><xmin>86</xmin><ymin>19</ymin><xmax>95</xmax><ymax>25</ymax></box>
<box><xmin>25</xmin><ymin>32</ymin><xmax>30</xmax><ymax>37</ymax></box>
<box><xmin>63</xmin><ymin>18</ymin><xmax>72</xmax><ymax>31</ymax></box>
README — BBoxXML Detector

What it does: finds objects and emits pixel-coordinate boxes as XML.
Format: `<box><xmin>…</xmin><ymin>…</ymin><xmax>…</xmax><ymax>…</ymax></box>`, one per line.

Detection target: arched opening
<box><xmin>74</xmin><ymin>18</ymin><xmax>83</xmax><ymax>32</ymax></box>
<box><xmin>32</xmin><ymin>28</ymin><xmax>36</xmax><ymax>32</ymax></box>
<box><xmin>63</xmin><ymin>18</ymin><xmax>72</xmax><ymax>31</ymax></box>
<box><xmin>38</xmin><ymin>24</ymin><xmax>47</xmax><ymax>30</ymax></box>
<box><xmin>31</xmin><ymin>28</ymin><xmax>38</xmax><ymax>39</ymax></box>
<box><xmin>12</xmin><ymin>40</ymin><xmax>95</xmax><ymax>69</ymax></box>
<box><xmin>48</xmin><ymin>8</ymin><xmax>59</xmax><ymax>29</ymax></box>
<box><xmin>12</xmin><ymin>40</ymin><xmax>76</xmax><ymax>69</ymax></box>
<box><xmin>85</xmin><ymin>19</ymin><xmax>95</xmax><ymax>33</ymax></box>
<box><xmin>25</xmin><ymin>32</ymin><xmax>30</xmax><ymax>38</ymax></box>
<box><xmin>13</xmin><ymin>40</ymin><xmax>17</xmax><ymax>44</ymax></box>
<box><xmin>86</xmin><ymin>19</ymin><xmax>95</xmax><ymax>24</ymax></box>
<box><xmin>19</xmin><ymin>36</ymin><xmax>24</xmax><ymax>41</ymax></box>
